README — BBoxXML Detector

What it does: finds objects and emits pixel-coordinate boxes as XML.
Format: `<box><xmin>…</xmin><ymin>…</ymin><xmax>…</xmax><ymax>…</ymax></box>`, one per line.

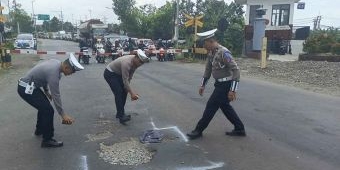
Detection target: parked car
<box><xmin>14</xmin><ymin>33</ymin><xmax>37</xmax><ymax>50</ymax></box>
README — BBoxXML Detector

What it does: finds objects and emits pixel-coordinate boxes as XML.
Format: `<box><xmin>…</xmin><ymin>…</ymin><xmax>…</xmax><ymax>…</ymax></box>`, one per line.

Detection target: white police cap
<box><xmin>137</xmin><ymin>49</ymin><xmax>149</xmax><ymax>63</ymax></box>
<box><xmin>197</xmin><ymin>28</ymin><xmax>218</xmax><ymax>40</ymax></box>
<box><xmin>69</xmin><ymin>53</ymin><xmax>84</xmax><ymax>71</ymax></box>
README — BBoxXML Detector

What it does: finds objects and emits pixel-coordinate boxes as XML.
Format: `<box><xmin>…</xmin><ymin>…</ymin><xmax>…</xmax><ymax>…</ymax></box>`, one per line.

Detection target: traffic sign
<box><xmin>37</xmin><ymin>14</ymin><xmax>50</xmax><ymax>20</ymax></box>
<box><xmin>196</xmin><ymin>15</ymin><xmax>203</xmax><ymax>20</ymax></box>
<box><xmin>0</xmin><ymin>16</ymin><xmax>6</xmax><ymax>22</ymax></box>
<box><xmin>196</xmin><ymin>20</ymin><xmax>203</xmax><ymax>27</ymax></box>
<box><xmin>184</xmin><ymin>13</ymin><xmax>193</xmax><ymax>20</ymax></box>
<box><xmin>297</xmin><ymin>2</ymin><xmax>305</xmax><ymax>9</ymax></box>
<box><xmin>185</xmin><ymin>20</ymin><xmax>194</xmax><ymax>27</ymax></box>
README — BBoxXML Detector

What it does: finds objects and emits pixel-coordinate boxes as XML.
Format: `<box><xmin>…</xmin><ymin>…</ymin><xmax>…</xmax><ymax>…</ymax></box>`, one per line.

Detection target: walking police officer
<box><xmin>17</xmin><ymin>54</ymin><xmax>84</xmax><ymax>148</ymax></box>
<box><xmin>104</xmin><ymin>49</ymin><xmax>149</xmax><ymax>125</ymax></box>
<box><xmin>187</xmin><ymin>29</ymin><xmax>246</xmax><ymax>139</ymax></box>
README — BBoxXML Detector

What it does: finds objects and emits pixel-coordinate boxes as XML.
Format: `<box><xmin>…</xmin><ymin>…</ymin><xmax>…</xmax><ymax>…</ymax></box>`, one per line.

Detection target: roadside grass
<box><xmin>0</xmin><ymin>54</ymin><xmax>40</xmax><ymax>76</ymax></box>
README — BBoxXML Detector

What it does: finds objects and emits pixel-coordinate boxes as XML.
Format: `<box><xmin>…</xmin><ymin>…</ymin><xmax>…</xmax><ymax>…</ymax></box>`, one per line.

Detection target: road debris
<box><xmin>98</xmin><ymin>139</ymin><xmax>154</xmax><ymax>166</ymax></box>
<box><xmin>139</xmin><ymin>130</ymin><xmax>164</xmax><ymax>143</ymax></box>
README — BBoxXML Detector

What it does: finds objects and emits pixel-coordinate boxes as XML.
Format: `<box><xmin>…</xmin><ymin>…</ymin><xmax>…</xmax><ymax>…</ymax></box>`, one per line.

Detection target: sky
<box><xmin>2</xmin><ymin>0</ymin><xmax>340</xmax><ymax>28</ymax></box>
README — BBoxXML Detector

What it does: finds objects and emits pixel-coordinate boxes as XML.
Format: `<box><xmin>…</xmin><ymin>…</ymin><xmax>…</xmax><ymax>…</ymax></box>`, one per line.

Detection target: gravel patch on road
<box><xmin>236</xmin><ymin>58</ymin><xmax>340</xmax><ymax>96</ymax></box>
<box><xmin>98</xmin><ymin>139</ymin><xmax>154</xmax><ymax>166</ymax></box>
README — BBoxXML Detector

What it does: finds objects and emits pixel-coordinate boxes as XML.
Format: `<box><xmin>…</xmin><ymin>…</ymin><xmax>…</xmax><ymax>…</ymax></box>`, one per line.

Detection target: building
<box><xmin>236</xmin><ymin>0</ymin><xmax>300</xmax><ymax>27</ymax></box>
<box><xmin>236</xmin><ymin>0</ymin><xmax>303</xmax><ymax>55</ymax></box>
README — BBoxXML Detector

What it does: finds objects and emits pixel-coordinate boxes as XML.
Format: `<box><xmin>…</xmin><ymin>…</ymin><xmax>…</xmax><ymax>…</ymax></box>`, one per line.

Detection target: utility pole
<box><xmin>32</xmin><ymin>0</ymin><xmax>37</xmax><ymax>36</ymax></box>
<box><xmin>318</xmin><ymin>16</ymin><xmax>321</xmax><ymax>30</ymax></box>
<box><xmin>0</xmin><ymin>1</ymin><xmax>3</xmax><ymax>45</ymax></box>
<box><xmin>13</xmin><ymin>0</ymin><xmax>20</xmax><ymax>34</ymax></box>
<box><xmin>173</xmin><ymin>0</ymin><xmax>179</xmax><ymax>46</ymax></box>
<box><xmin>313</xmin><ymin>16</ymin><xmax>322</xmax><ymax>30</ymax></box>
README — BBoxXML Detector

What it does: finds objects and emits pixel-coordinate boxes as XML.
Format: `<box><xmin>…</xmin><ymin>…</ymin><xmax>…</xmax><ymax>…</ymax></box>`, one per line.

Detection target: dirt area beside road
<box><xmin>178</xmin><ymin>57</ymin><xmax>340</xmax><ymax>97</ymax></box>
<box><xmin>0</xmin><ymin>55</ymin><xmax>40</xmax><ymax>90</ymax></box>
<box><xmin>237</xmin><ymin>58</ymin><xmax>340</xmax><ymax>97</ymax></box>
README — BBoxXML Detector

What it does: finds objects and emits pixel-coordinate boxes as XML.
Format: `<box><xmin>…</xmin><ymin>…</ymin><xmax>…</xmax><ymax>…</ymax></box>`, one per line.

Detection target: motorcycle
<box><xmin>96</xmin><ymin>45</ymin><xmax>106</xmax><ymax>64</ymax></box>
<box><xmin>157</xmin><ymin>48</ymin><xmax>166</xmax><ymax>62</ymax></box>
<box><xmin>166</xmin><ymin>47</ymin><xmax>175</xmax><ymax>61</ymax></box>
<box><xmin>79</xmin><ymin>47</ymin><xmax>91</xmax><ymax>64</ymax></box>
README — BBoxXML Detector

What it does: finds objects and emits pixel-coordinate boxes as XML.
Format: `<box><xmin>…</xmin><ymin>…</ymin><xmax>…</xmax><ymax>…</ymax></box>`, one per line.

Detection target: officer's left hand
<box><xmin>228</xmin><ymin>91</ymin><xmax>237</xmax><ymax>102</ymax></box>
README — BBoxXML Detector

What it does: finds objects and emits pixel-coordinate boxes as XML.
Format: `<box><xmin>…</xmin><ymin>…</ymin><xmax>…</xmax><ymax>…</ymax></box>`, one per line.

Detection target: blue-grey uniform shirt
<box><xmin>203</xmin><ymin>45</ymin><xmax>240</xmax><ymax>81</ymax></box>
<box><xmin>21</xmin><ymin>59</ymin><xmax>64</xmax><ymax>116</ymax></box>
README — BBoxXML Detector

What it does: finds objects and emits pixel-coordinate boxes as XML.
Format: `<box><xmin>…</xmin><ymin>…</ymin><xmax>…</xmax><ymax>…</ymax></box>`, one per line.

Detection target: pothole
<box><xmin>98</xmin><ymin>139</ymin><xmax>155</xmax><ymax>166</ymax></box>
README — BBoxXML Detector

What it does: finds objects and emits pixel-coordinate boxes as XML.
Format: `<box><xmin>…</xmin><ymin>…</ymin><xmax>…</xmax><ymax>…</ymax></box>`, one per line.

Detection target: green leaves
<box><xmin>303</xmin><ymin>28</ymin><xmax>339</xmax><ymax>54</ymax></box>
<box><xmin>8</xmin><ymin>8</ymin><xmax>34</xmax><ymax>33</ymax></box>
<box><xmin>110</xmin><ymin>0</ymin><xmax>245</xmax><ymax>55</ymax></box>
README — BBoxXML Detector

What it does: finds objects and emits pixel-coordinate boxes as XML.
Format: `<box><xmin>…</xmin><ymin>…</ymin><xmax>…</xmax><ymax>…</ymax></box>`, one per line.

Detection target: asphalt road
<box><xmin>0</xmin><ymin>39</ymin><xmax>339</xmax><ymax>170</ymax></box>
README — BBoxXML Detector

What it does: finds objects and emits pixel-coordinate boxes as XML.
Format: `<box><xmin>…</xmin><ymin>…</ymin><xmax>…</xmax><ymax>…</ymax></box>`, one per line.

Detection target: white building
<box><xmin>236</xmin><ymin>0</ymin><xmax>300</xmax><ymax>28</ymax></box>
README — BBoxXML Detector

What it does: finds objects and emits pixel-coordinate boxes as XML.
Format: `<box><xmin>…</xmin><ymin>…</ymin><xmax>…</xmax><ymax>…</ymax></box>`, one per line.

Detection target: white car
<box><xmin>14</xmin><ymin>33</ymin><xmax>37</xmax><ymax>50</ymax></box>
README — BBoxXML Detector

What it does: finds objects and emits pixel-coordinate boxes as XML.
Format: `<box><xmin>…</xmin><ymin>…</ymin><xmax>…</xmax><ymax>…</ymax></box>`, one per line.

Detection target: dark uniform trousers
<box><xmin>195</xmin><ymin>81</ymin><xmax>244</xmax><ymax>132</ymax></box>
<box><xmin>17</xmin><ymin>85</ymin><xmax>54</xmax><ymax>140</ymax></box>
<box><xmin>104</xmin><ymin>69</ymin><xmax>128</xmax><ymax>118</ymax></box>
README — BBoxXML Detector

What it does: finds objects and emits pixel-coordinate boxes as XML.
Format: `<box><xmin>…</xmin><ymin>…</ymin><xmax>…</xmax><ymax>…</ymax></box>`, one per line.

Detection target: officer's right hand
<box><xmin>199</xmin><ymin>86</ymin><xmax>205</xmax><ymax>96</ymax></box>
<box><xmin>131</xmin><ymin>93</ymin><xmax>139</xmax><ymax>101</ymax></box>
<box><xmin>61</xmin><ymin>114</ymin><xmax>74</xmax><ymax>125</ymax></box>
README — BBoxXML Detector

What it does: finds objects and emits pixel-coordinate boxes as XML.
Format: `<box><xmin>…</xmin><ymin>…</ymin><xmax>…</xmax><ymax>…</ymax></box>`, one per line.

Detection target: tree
<box><xmin>199</xmin><ymin>0</ymin><xmax>245</xmax><ymax>55</ymax></box>
<box><xmin>8</xmin><ymin>8</ymin><xmax>34</xmax><ymax>33</ymax></box>
<box><xmin>149</xmin><ymin>2</ymin><xmax>175</xmax><ymax>39</ymax></box>
<box><xmin>42</xmin><ymin>20</ymin><xmax>50</xmax><ymax>32</ymax></box>
<box><xmin>49</xmin><ymin>17</ymin><xmax>61</xmax><ymax>32</ymax></box>
<box><xmin>63</xmin><ymin>22</ymin><xmax>74</xmax><ymax>32</ymax></box>
<box><xmin>112</xmin><ymin>0</ymin><xmax>136</xmax><ymax>33</ymax></box>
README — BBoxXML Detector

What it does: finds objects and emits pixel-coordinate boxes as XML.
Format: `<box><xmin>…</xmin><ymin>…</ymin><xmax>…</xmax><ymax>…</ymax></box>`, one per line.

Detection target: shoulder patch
<box><xmin>223</xmin><ymin>51</ymin><xmax>233</xmax><ymax>62</ymax></box>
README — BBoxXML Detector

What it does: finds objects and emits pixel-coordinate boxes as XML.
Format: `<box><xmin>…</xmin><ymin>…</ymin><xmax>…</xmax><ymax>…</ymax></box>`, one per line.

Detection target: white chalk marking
<box><xmin>150</xmin><ymin>118</ymin><xmax>188</xmax><ymax>143</ymax></box>
<box><xmin>177</xmin><ymin>161</ymin><xmax>225</xmax><ymax>170</ymax></box>
<box><xmin>150</xmin><ymin>118</ymin><xmax>157</xmax><ymax>129</ymax></box>
<box><xmin>173</xmin><ymin>126</ymin><xmax>189</xmax><ymax>143</ymax></box>
<box><xmin>81</xmin><ymin>155</ymin><xmax>89</xmax><ymax>170</ymax></box>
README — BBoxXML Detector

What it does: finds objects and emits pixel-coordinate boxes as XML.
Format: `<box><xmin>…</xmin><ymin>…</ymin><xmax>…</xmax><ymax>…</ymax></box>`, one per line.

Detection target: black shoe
<box><xmin>116</xmin><ymin>115</ymin><xmax>131</xmax><ymax>119</ymax></box>
<box><xmin>187</xmin><ymin>130</ymin><xmax>202</xmax><ymax>140</ymax></box>
<box><xmin>34</xmin><ymin>129</ymin><xmax>42</xmax><ymax>136</ymax></box>
<box><xmin>225</xmin><ymin>129</ymin><xmax>246</xmax><ymax>137</ymax></box>
<box><xmin>116</xmin><ymin>114</ymin><xmax>131</xmax><ymax>119</ymax></box>
<box><xmin>118</xmin><ymin>115</ymin><xmax>131</xmax><ymax>125</ymax></box>
<box><xmin>41</xmin><ymin>139</ymin><xmax>63</xmax><ymax>148</ymax></box>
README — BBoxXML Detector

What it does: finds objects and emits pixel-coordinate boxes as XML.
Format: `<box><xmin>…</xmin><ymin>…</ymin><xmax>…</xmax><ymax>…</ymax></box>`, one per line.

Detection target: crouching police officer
<box><xmin>187</xmin><ymin>29</ymin><xmax>246</xmax><ymax>140</ymax></box>
<box><xmin>104</xmin><ymin>49</ymin><xmax>149</xmax><ymax>125</ymax></box>
<box><xmin>17</xmin><ymin>54</ymin><xmax>84</xmax><ymax>148</ymax></box>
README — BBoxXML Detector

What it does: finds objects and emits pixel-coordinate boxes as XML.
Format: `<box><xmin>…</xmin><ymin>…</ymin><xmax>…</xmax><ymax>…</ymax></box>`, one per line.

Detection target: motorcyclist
<box><xmin>138</xmin><ymin>40</ymin><xmax>146</xmax><ymax>50</ymax></box>
<box><xmin>127</xmin><ymin>38</ymin><xmax>134</xmax><ymax>52</ymax></box>
<box><xmin>78</xmin><ymin>39</ymin><xmax>87</xmax><ymax>62</ymax></box>
<box><xmin>105</xmin><ymin>38</ymin><xmax>113</xmax><ymax>53</ymax></box>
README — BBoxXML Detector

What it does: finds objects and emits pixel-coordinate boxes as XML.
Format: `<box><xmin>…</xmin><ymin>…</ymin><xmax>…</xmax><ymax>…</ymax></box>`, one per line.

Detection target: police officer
<box><xmin>104</xmin><ymin>49</ymin><xmax>149</xmax><ymax>124</ymax></box>
<box><xmin>17</xmin><ymin>54</ymin><xmax>84</xmax><ymax>148</ymax></box>
<box><xmin>187</xmin><ymin>29</ymin><xmax>246</xmax><ymax>139</ymax></box>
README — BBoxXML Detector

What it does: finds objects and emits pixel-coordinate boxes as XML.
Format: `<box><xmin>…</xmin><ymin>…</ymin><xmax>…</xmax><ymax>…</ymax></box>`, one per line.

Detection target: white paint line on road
<box><xmin>81</xmin><ymin>155</ymin><xmax>89</xmax><ymax>170</ymax></box>
<box><xmin>177</xmin><ymin>161</ymin><xmax>225</xmax><ymax>170</ymax></box>
<box><xmin>150</xmin><ymin>118</ymin><xmax>157</xmax><ymax>129</ymax></box>
<box><xmin>150</xmin><ymin>118</ymin><xmax>188</xmax><ymax>142</ymax></box>
<box><xmin>173</xmin><ymin>126</ymin><xmax>189</xmax><ymax>143</ymax></box>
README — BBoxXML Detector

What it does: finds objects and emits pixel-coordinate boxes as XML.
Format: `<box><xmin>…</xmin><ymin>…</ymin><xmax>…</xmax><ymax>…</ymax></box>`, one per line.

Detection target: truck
<box><xmin>78</xmin><ymin>19</ymin><xmax>108</xmax><ymax>48</ymax></box>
